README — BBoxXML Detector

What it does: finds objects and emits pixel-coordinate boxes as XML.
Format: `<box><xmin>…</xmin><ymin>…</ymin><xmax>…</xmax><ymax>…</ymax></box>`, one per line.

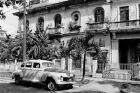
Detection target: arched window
<box><xmin>37</xmin><ymin>17</ymin><xmax>44</xmax><ymax>31</ymax></box>
<box><xmin>71</xmin><ymin>11</ymin><xmax>81</xmax><ymax>25</ymax></box>
<box><xmin>54</xmin><ymin>14</ymin><xmax>62</xmax><ymax>28</ymax></box>
<box><xmin>95</xmin><ymin>7</ymin><xmax>104</xmax><ymax>23</ymax></box>
<box><xmin>26</xmin><ymin>20</ymin><xmax>29</xmax><ymax>31</ymax></box>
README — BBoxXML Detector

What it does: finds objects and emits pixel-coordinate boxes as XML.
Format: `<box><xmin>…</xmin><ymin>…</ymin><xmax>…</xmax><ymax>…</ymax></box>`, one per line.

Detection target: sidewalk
<box><xmin>59</xmin><ymin>77</ymin><xmax>140</xmax><ymax>93</ymax></box>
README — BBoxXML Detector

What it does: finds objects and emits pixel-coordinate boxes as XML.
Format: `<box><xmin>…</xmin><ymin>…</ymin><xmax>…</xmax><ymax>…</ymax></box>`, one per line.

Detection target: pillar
<box><xmin>91</xmin><ymin>59</ymin><xmax>98</xmax><ymax>77</ymax></box>
<box><xmin>111</xmin><ymin>40</ymin><xmax>120</xmax><ymax>69</ymax></box>
<box><xmin>61</xmin><ymin>58</ymin><xmax>65</xmax><ymax>70</ymax></box>
<box><xmin>68</xmin><ymin>58</ymin><xmax>72</xmax><ymax>73</ymax></box>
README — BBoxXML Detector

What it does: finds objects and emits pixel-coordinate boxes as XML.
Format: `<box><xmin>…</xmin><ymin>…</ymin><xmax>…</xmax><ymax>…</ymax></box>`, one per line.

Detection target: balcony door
<box><xmin>54</xmin><ymin>14</ymin><xmax>61</xmax><ymax>28</ymax></box>
<box><xmin>120</xmin><ymin>6</ymin><xmax>129</xmax><ymax>26</ymax></box>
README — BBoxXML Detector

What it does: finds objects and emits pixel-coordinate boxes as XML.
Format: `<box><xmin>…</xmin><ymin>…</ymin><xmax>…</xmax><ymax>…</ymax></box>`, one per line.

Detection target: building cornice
<box><xmin>13</xmin><ymin>0</ymin><xmax>107</xmax><ymax>17</ymax></box>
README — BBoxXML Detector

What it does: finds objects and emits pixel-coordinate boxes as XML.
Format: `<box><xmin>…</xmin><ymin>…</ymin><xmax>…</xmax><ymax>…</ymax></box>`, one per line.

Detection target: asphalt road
<box><xmin>0</xmin><ymin>78</ymin><xmax>74</xmax><ymax>93</ymax></box>
<box><xmin>0</xmin><ymin>78</ymin><xmax>105</xmax><ymax>93</ymax></box>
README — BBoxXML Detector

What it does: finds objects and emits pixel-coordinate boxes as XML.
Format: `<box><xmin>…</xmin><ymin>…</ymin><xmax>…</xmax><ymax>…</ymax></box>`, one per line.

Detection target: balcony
<box><xmin>46</xmin><ymin>27</ymin><xmax>64</xmax><ymax>37</ymax></box>
<box><xmin>86</xmin><ymin>22</ymin><xmax>108</xmax><ymax>32</ymax></box>
<box><xmin>86</xmin><ymin>20</ymin><xmax>140</xmax><ymax>32</ymax></box>
<box><xmin>110</xmin><ymin>20</ymin><xmax>140</xmax><ymax>31</ymax></box>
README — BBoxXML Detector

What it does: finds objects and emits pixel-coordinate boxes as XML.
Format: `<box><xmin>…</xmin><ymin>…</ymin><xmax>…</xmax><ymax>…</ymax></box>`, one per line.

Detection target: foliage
<box><xmin>0</xmin><ymin>33</ymin><xmax>16</xmax><ymax>62</ymax></box>
<box><xmin>0</xmin><ymin>27</ymin><xmax>61</xmax><ymax>62</ymax></box>
<box><xmin>68</xmin><ymin>31</ymin><xmax>101</xmax><ymax>80</ymax></box>
<box><xmin>11</xmin><ymin>28</ymin><xmax>61</xmax><ymax>61</ymax></box>
<box><xmin>68</xmin><ymin>21</ymin><xmax>81</xmax><ymax>31</ymax></box>
<box><xmin>0</xmin><ymin>0</ymin><xmax>23</xmax><ymax>19</ymax></box>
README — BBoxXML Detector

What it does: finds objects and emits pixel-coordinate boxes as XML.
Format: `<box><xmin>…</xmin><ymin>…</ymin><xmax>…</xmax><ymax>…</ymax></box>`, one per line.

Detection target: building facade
<box><xmin>14</xmin><ymin>0</ymin><xmax>140</xmax><ymax>78</ymax></box>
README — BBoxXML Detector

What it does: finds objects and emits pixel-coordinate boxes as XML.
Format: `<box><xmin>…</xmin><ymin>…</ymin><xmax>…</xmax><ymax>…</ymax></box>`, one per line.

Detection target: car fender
<box><xmin>13</xmin><ymin>70</ymin><xmax>23</xmax><ymax>78</ymax></box>
<box><xmin>41</xmin><ymin>73</ymin><xmax>56</xmax><ymax>82</ymax></box>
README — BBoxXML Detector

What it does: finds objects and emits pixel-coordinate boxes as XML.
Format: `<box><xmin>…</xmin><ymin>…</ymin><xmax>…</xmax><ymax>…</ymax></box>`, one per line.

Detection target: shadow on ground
<box><xmin>10</xmin><ymin>81</ymin><xmax>73</xmax><ymax>91</ymax></box>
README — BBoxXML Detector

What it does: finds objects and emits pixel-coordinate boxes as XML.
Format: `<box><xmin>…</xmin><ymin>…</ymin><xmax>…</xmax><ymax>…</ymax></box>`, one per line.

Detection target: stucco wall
<box><xmin>111</xmin><ymin>0</ymin><xmax>140</xmax><ymax>22</ymax></box>
<box><xmin>18</xmin><ymin>1</ymin><xmax>111</xmax><ymax>34</ymax></box>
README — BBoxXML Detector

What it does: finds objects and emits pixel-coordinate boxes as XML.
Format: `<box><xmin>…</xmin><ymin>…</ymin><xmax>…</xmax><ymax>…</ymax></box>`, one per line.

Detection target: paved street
<box><xmin>0</xmin><ymin>78</ymin><xmax>107</xmax><ymax>93</ymax></box>
<box><xmin>0</xmin><ymin>78</ymin><xmax>57</xmax><ymax>93</ymax></box>
<box><xmin>2</xmin><ymin>77</ymin><xmax>140</xmax><ymax>93</ymax></box>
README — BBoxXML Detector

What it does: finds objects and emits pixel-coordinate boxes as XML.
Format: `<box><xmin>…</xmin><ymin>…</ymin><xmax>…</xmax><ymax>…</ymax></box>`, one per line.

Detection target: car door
<box><xmin>22</xmin><ymin>62</ymin><xmax>33</xmax><ymax>81</ymax></box>
<box><xmin>31</xmin><ymin>62</ymin><xmax>43</xmax><ymax>82</ymax></box>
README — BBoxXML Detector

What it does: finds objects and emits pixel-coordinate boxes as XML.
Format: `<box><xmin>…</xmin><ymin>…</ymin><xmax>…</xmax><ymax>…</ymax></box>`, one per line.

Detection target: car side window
<box><xmin>25</xmin><ymin>62</ymin><xmax>32</xmax><ymax>68</ymax></box>
<box><xmin>33</xmin><ymin>63</ymin><xmax>40</xmax><ymax>68</ymax></box>
<box><xmin>21</xmin><ymin>63</ymin><xmax>25</xmax><ymax>67</ymax></box>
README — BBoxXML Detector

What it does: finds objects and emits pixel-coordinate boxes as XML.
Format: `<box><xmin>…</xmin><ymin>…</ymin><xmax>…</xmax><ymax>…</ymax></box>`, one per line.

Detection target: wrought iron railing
<box><xmin>120</xmin><ymin>63</ymin><xmax>134</xmax><ymax>70</ymax></box>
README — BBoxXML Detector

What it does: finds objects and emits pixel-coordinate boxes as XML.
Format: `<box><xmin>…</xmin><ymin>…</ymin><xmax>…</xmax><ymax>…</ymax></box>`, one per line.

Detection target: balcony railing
<box><xmin>87</xmin><ymin>22</ymin><xmax>107</xmax><ymax>31</ymax></box>
<box><xmin>47</xmin><ymin>27</ymin><xmax>64</xmax><ymax>35</ymax></box>
<box><xmin>120</xmin><ymin>63</ymin><xmax>134</xmax><ymax>70</ymax></box>
<box><xmin>87</xmin><ymin>20</ymin><xmax>140</xmax><ymax>31</ymax></box>
<box><xmin>110</xmin><ymin>20</ymin><xmax>140</xmax><ymax>30</ymax></box>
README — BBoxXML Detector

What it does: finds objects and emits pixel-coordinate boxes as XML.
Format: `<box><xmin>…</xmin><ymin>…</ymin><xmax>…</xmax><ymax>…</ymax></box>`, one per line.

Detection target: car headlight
<box><xmin>58</xmin><ymin>76</ymin><xmax>63</xmax><ymax>81</ymax></box>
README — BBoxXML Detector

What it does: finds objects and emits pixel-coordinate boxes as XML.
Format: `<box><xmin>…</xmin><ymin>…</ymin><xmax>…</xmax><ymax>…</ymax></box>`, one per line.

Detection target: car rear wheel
<box><xmin>46</xmin><ymin>80</ymin><xmax>57</xmax><ymax>91</ymax></box>
<box><xmin>15</xmin><ymin>75</ymin><xmax>21</xmax><ymax>85</ymax></box>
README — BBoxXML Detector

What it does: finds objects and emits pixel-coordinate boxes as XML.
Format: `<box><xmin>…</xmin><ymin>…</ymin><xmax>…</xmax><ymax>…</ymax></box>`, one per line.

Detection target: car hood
<box><xmin>44</xmin><ymin>68</ymin><xmax>70</xmax><ymax>74</ymax></box>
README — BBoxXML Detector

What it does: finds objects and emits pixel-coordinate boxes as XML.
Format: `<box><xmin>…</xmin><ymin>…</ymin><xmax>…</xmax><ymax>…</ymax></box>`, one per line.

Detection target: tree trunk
<box><xmin>82</xmin><ymin>52</ymin><xmax>86</xmax><ymax>81</ymax></box>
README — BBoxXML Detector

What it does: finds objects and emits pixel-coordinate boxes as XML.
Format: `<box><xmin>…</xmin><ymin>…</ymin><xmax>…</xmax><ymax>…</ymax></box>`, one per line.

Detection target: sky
<box><xmin>0</xmin><ymin>0</ymin><xmax>68</xmax><ymax>35</ymax></box>
<box><xmin>0</xmin><ymin>6</ymin><xmax>18</xmax><ymax>35</ymax></box>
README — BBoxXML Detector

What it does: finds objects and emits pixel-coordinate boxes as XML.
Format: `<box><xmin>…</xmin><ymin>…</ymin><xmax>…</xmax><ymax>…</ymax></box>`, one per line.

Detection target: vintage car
<box><xmin>12</xmin><ymin>60</ymin><xmax>75</xmax><ymax>91</ymax></box>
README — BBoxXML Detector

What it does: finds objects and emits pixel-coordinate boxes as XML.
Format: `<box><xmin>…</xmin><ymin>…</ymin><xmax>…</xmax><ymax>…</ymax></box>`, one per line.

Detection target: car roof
<box><xmin>24</xmin><ymin>60</ymin><xmax>53</xmax><ymax>63</ymax></box>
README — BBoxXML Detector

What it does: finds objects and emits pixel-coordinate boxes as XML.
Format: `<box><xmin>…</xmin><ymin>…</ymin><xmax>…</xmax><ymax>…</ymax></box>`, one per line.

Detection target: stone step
<box><xmin>102</xmin><ymin>70</ymin><xmax>131</xmax><ymax>80</ymax></box>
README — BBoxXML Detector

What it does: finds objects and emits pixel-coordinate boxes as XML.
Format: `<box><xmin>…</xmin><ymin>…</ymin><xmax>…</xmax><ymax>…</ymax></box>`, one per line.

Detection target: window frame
<box><xmin>33</xmin><ymin>62</ymin><xmax>41</xmax><ymax>69</ymax></box>
<box><xmin>120</xmin><ymin>6</ymin><xmax>129</xmax><ymax>26</ymax></box>
<box><xmin>54</xmin><ymin>14</ymin><xmax>62</xmax><ymax>28</ymax></box>
<box><xmin>94</xmin><ymin>7</ymin><xmax>104</xmax><ymax>23</ymax></box>
<box><xmin>21</xmin><ymin>63</ymin><xmax>25</xmax><ymax>68</ymax></box>
<box><xmin>25</xmin><ymin>62</ymin><xmax>32</xmax><ymax>68</ymax></box>
<box><xmin>71</xmin><ymin>11</ymin><xmax>81</xmax><ymax>25</ymax></box>
<box><xmin>37</xmin><ymin>17</ymin><xmax>44</xmax><ymax>31</ymax></box>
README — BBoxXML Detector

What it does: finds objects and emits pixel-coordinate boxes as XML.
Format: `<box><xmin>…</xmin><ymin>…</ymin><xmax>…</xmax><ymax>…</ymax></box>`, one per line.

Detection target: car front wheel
<box><xmin>47</xmin><ymin>80</ymin><xmax>57</xmax><ymax>91</ymax></box>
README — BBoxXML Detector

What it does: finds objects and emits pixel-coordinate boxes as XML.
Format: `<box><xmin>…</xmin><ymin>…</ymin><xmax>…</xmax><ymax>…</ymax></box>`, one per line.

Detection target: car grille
<box><xmin>63</xmin><ymin>77</ymin><xmax>73</xmax><ymax>82</ymax></box>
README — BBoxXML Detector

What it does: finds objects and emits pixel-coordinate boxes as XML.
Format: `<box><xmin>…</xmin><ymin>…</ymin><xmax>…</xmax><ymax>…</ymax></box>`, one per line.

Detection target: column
<box><xmin>91</xmin><ymin>59</ymin><xmax>98</xmax><ymax>77</ymax></box>
<box><xmin>61</xmin><ymin>58</ymin><xmax>65</xmax><ymax>70</ymax></box>
<box><xmin>68</xmin><ymin>58</ymin><xmax>72</xmax><ymax>73</ymax></box>
<box><xmin>111</xmin><ymin>40</ymin><xmax>120</xmax><ymax>69</ymax></box>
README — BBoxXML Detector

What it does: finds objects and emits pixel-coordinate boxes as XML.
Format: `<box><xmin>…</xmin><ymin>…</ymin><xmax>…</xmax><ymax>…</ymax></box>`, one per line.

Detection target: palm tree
<box><xmin>27</xmin><ymin>28</ymin><xmax>61</xmax><ymax>60</ymax></box>
<box><xmin>68</xmin><ymin>31</ymin><xmax>101</xmax><ymax>80</ymax></box>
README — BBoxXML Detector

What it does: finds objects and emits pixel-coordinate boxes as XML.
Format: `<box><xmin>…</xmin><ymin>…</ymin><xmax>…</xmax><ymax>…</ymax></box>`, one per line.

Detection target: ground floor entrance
<box><xmin>119</xmin><ymin>39</ymin><xmax>140</xmax><ymax>70</ymax></box>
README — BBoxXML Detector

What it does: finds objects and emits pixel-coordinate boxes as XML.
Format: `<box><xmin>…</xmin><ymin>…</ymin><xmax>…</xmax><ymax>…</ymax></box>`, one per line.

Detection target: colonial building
<box><xmin>14</xmin><ymin>0</ymin><xmax>140</xmax><ymax>79</ymax></box>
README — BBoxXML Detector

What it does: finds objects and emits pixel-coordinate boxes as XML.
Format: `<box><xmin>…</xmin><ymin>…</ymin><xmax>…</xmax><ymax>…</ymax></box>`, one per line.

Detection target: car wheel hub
<box><xmin>48</xmin><ymin>82</ymin><xmax>55</xmax><ymax>90</ymax></box>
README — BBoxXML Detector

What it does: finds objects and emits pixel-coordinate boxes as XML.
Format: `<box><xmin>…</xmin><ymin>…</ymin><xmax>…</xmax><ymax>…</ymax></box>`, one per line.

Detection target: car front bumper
<box><xmin>57</xmin><ymin>81</ymin><xmax>75</xmax><ymax>85</ymax></box>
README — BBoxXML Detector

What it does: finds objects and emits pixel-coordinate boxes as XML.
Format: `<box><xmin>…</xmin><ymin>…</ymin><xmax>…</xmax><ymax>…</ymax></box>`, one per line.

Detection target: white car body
<box><xmin>12</xmin><ymin>60</ymin><xmax>75</xmax><ymax>90</ymax></box>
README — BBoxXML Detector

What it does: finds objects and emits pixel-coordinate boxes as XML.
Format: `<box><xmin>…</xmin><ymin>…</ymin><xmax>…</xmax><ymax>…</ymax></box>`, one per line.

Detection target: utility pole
<box><xmin>23</xmin><ymin>0</ymin><xmax>27</xmax><ymax>61</ymax></box>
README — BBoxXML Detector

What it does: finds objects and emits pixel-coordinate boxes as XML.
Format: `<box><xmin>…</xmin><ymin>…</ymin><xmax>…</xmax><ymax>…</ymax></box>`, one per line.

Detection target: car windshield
<box><xmin>42</xmin><ymin>62</ymin><xmax>54</xmax><ymax>68</ymax></box>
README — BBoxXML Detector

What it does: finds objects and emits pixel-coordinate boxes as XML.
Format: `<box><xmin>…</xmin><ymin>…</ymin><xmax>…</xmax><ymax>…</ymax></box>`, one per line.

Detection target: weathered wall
<box><xmin>18</xmin><ymin>1</ymin><xmax>111</xmax><ymax>34</ymax></box>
